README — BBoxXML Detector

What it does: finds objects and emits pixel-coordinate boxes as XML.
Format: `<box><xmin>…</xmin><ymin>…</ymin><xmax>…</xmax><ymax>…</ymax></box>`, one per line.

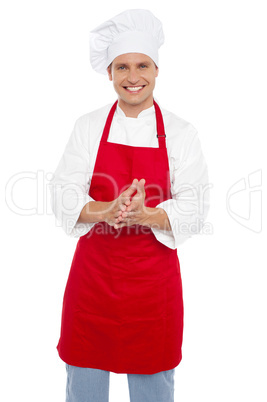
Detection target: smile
<box><xmin>123</xmin><ymin>86</ymin><xmax>145</xmax><ymax>93</ymax></box>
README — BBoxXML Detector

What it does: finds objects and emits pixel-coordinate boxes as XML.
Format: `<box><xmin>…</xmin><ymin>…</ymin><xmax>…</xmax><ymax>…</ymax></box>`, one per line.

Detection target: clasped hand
<box><xmin>104</xmin><ymin>178</ymin><xmax>146</xmax><ymax>229</ymax></box>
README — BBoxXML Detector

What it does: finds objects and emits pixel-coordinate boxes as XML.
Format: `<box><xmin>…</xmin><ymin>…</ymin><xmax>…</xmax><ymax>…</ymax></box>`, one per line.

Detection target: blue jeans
<box><xmin>65</xmin><ymin>364</ymin><xmax>175</xmax><ymax>402</ymax></box>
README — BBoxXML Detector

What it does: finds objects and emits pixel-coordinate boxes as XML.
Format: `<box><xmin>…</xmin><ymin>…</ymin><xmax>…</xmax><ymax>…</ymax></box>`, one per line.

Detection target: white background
<box><xmin>1</xmin><ymin>0</ymin><xmax>266</xmax><ymax>401</ymax></box>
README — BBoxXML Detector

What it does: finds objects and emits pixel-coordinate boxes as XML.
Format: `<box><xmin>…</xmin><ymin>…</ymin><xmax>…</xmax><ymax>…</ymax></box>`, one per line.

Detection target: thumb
<box><xmin>137</xmin><ymin>179</ymin><xmax>146</xmax><ymax>194</ymax></box>
<box><xmin>123</xmin><ymin>178</ymin><xmax>138</xmax><ymax>197</ymax></box>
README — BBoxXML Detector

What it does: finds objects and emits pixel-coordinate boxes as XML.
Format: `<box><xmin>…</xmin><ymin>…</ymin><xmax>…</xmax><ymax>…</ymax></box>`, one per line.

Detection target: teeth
<box><xmin>126</xmin><ymin>86</ymin><xmax>143</xmax><ymax>91</ymax></box>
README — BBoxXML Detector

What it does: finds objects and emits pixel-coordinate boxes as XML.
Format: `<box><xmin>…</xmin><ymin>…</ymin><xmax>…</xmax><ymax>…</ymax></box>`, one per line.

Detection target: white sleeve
<box><xmin>151</xmin><ymin>130</ymin><xmax>210</xmax><ymax>249</ymax></box>
<box><xmin>49</xmin><ymin>117</ymin><xmax>96</xmax><ymax>237</ymax></box>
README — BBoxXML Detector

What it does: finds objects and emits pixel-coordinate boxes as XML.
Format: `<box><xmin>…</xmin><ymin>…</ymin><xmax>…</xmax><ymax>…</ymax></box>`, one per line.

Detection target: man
<box><xmin>50</xmin><ymin>9</ymin><xmax>209</xmax><ymax>402</ymax></box>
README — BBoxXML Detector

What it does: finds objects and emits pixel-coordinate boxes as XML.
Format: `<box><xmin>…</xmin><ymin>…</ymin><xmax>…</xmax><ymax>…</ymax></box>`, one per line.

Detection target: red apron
<box><xmin>57</xmin><ymin>100</ymin><xmax>184</xmax><ymax>374</ymax></box>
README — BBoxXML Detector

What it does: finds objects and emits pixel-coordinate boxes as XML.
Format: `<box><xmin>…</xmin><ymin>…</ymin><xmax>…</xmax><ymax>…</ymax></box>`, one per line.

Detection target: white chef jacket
<box><xmin>49</xmin><ymin>101</ymin><xmax>210</xmax><ymax>250</ymax></box>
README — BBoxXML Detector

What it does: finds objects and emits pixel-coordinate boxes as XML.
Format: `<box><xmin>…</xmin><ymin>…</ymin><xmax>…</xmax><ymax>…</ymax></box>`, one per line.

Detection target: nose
<box><xmin>127</xmin><ymin>68</ymin><xmax>139</xmax><ymax>84</ymax></box>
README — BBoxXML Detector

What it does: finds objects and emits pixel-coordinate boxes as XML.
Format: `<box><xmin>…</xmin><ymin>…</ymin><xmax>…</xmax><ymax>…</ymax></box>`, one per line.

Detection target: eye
<box><xmin>118</xmin><ymin>66</ymin><xmax>126</xmax><ymax>70</ymax></box>
<box><xmin>140</xmin><ymin>64</ymin><xmax>148</xmax><ymax>69</ymax></box>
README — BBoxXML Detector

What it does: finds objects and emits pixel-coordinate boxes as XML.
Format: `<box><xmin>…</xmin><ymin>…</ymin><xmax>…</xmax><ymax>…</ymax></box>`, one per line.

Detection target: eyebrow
<box><xmin>114</xmin><ymin>61</ymin><xmax>152</xmax><ymax>68</ymax></box>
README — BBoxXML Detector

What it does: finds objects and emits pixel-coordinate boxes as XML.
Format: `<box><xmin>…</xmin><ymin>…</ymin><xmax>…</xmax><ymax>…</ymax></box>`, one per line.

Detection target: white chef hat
<box><xmin>90</xmin><ymin>9</ymin><xmax>164</xmax><ymax>75</ymax></box>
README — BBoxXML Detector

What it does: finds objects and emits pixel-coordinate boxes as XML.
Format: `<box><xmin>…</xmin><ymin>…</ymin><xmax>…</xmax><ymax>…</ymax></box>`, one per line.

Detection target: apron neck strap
<box><xmin>101</xmin><ymin>99</ymin><xmax>166</xmax><ymax>149</ymax></box>
<box><xmin>153</xmin><ymin>100</ymin><xmax>166</xmax><ymax>148</ymax></box>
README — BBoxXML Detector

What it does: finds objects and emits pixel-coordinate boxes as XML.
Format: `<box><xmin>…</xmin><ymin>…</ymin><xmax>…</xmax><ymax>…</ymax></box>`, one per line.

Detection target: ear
<box><xmin>107</xmin><ymin>64</ymin><xmax>113</xmax><ymax>81</ymax></box>
<box><xmin>155</xmin><ymin>66</ymin><xmax>159</xmax><ymax>78</ymax></box>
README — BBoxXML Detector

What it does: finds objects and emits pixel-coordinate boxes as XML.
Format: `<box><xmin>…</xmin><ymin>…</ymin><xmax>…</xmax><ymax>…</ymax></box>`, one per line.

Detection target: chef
<box><xmin>49</xmin><ymin>9</ymin><xmax>210</xmax><ymax>402</ymax></box>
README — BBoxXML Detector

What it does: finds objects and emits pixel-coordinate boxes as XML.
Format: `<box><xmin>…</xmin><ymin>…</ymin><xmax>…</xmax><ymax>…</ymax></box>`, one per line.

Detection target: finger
<box><xmin>119</xmin><ymin>204</ymin><xmax>126</xmax><ymax>212</ymax></box>
<box><xmin>114</xmin><ymin>218</ymin><xmax>124</xmax><ymax>228</ymax></box>
<box><xmin>114</xmin><ymin>222</ymin><xmax>126</xmax><ymax>229</ymax></box>
<box><xmin>115</xmin><ymin>211</ymin><xmax>129</xmax><ymax>222</ymax></box>
<box><xmin>137</xmin><ymin>178</ymin><xmax>146</xmax><ymax>193</ymax></box>
<box><xmin>125</xmin><ymin>202</ymin><xmax>138</xmax><ymax>213</ymax></box>
<box><xmin>118</xmin><ymin>210</ymin><xmax>132</xmax><ymax>220</ymax></box>
<box><xmin>122</xmin><ymin>179</ymin><xmax>138</xmax><ymax>198</ymax></box>
<box><xmin>115</xmin><ymin>210</ymin><xmax>123</xmax><ymax>218</ymax></box>
<box><xmin>140</xmin><ymin>178</ymin><xmax>146</xmax><ymax>186</ymax></box>
<box><xmin>125</xmin><ymin>204</ymin><xmax>133</xmax><ymax>212</ymax></box>
<box><xmin>122</xmin><ymin>211</ymin><xmax>138</xmax><ymax>219</ymax></box>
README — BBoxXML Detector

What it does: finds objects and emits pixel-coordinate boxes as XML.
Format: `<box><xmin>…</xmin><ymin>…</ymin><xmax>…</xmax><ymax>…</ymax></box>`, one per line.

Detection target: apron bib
<box><xmin>57</xmin><ymin>100</ymin><xmax>184</xmax><ymax>374</ymax></box>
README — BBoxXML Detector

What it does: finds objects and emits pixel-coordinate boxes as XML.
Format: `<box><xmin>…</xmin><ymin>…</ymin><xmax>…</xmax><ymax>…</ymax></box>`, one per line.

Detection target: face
<box><xmin>107</xmin><ymin>53</ymin><xmax>159</xmax><ymax>116</ymax></box>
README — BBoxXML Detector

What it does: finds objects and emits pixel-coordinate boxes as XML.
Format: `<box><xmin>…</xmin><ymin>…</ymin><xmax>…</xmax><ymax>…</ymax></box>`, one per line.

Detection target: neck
<box><xmin>118</xmin><ymin>97</ymin><xmax>154</xmax><ymax>118</ymax></box>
